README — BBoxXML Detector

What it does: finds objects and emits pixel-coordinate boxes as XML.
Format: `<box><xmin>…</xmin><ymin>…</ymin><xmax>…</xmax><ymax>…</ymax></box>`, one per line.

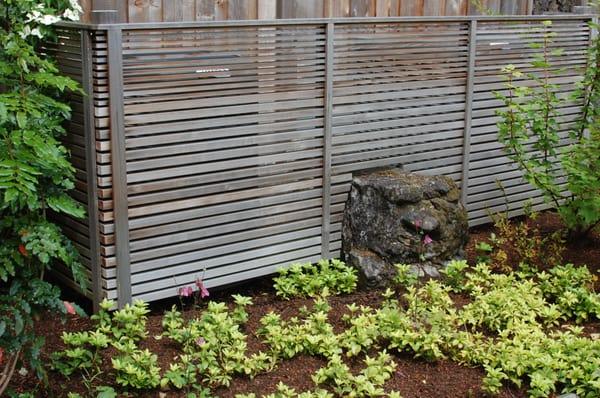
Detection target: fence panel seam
<box><xmin>461</xmin><ymin>19</ymin><xmax>477</xmax><ymax>207</ymax></box>
<box><xmin>322</xmin><ymin>22</ymin><xmax>334</xmax><ymax>259</ymax></box>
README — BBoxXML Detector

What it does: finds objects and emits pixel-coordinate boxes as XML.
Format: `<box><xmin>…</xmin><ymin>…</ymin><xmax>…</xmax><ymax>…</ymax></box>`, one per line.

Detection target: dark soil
<box><xmin>9</xmin><ymin>211</ymin><xmax>600</xmax><ymax>398</ymax></box>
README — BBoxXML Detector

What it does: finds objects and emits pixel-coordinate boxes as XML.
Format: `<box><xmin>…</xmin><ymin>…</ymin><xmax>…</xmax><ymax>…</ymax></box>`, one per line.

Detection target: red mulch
<box><xmin>8</xmin><ymin>211</ymin><xmax>600</xmax><ymax>397</ymax></box>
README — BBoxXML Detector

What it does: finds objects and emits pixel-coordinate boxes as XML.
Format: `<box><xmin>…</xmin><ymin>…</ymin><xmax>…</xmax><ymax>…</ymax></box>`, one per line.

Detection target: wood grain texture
<box><xmin>80</xmin><ymin>0</ymin><xmax>533</xmax><ymax>22</ymax></box>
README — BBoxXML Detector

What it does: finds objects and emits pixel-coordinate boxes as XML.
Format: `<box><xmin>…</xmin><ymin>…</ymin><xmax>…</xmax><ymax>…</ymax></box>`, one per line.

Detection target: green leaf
<box><xmin>16</xmin><ymin>112</ymin><xmax>27</xmax><ymax>128</ymax></box>
<box><xmin>14</xmin><ymin>312</ymin><xmax>24</xmax><ymax>335</ymax></box>
<box><xmin>96</xmin><ymin>386</ymin><xmax>117</xmax><ymax>398</ymax></box>
<box><xmin>47</xmin><ymin>194</ymin><xmax>85</xmax><ymax>218</ymax></box>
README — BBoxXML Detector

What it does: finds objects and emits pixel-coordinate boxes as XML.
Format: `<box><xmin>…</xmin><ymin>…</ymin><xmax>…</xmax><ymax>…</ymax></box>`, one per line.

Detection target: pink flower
<box><xmin>414</xmin><ymin>220</ymin><xmax>421</xmax><ymax>231</ymax></box>
<box><xmin>195</xmin><ymin>279</ymin><xmax>209</xmax><ymax>298</ymax></box>
<box><xmin>195</xmin><ymin>337</ymin><xmax>205</xmax><ymax>346</ymax></box>
<box><xmin>63</xmin><ymin>301</ymin><xmax>76</xmax><ymax>315</ymax></box>
<box><xmin>423</xmin><ymin>234</ymin><xmax>433</xmax><ymax>245</ymax></box>
<box><xmin>178</xmin><ymin>285</ymin><xmax>193</xmax><ymax>298</ymax></box>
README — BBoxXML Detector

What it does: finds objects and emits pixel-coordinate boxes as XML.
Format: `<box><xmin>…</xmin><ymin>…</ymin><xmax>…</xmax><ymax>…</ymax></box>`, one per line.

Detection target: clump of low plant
<box><xmin>235</xmin><ymin>382</ymin><xmax>334</xmax><ymax>398</ymax></box>
<box><xmin>440</xmin><ymin>259</ymin><xmax>469</xmax><ymax>292</ymax></box>
<box><xmin>393</xmin><ymin>263</ymin><xmax>418</xmax><ymax>288</ymax></box>
<box><xmin>475</xmin><ymin>210</ymin><xmax>565</xmax><ymax>272</ymax></box>
<box><xmin>259</xmin><ymin>297</ymin><xmax>340</xmax><ymax>359</ymax></box>
<box><xmin>273</xmin><ymin>259</ymin><xmax>357</xmax><ymax>299</ymax></box>
<box><xmin>53</xmin><ymin>299</ymin><xmax>160</xmax><ymax>395</ymax></box>
<box><xmin>312</xmin><ymin>351</ymin><xmax>397</xmax><ymax>397</ymax></box>
<box><xmin>161</xmin><ymin>295</ymin><xmax>271</xmax><ymax>392</ymax></box>
<box><xmin>537</xmin><ymin>264</ymin><xmax>600</xmax><ymax>322</ymax></box>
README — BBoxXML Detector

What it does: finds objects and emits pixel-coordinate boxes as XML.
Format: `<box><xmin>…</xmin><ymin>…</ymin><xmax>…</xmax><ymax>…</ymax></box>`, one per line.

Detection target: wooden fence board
<box><xmin>79</xmin><ymin>0</ymin><xmax>534</xmax><ymax>22</ymax></box>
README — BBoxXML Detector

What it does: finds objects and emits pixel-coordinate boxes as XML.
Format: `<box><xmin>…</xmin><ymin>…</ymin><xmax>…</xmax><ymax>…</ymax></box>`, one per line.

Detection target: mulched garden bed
<box><xmin>9</xmin><ymin>211</ymin><xmax>600</xmax><ymax>398</ymax></box>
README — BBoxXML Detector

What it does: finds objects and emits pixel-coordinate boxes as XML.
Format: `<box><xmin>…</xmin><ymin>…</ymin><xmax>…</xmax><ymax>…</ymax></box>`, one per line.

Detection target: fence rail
<box><xmin>50</xmin><ymin>15</ymin><xmax>593</xmax><ymax>308</ymax></box>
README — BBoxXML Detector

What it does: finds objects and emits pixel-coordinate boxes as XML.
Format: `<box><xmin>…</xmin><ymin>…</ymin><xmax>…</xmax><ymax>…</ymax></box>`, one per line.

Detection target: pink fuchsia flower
<box><xmin>178</xmin><ymin>285</ymin><xmax>193</xmax><ymax>298</ymax></box>
<box><xmin>414</xmin><ymin>220</ymin><xmax>421</xmax><ymax>231</ymax></box>
<box><xmin>195</xmin><ymin>278</ymin><xmax>209</xmax><ymax>298</ymax></box>
<box><xmin>423</xmin><ymin>234</ymin><xmax>433</xmax><ymax>245</ymax></box>
<box><xmin>63</xmin><ymin>301</ymin><xmax>76</xmax><ymax>315</ymax></box>
<box><xmin>195</xmin><ymin>337</ymin><xmax>205</xmax><ymax>346</ymax></box>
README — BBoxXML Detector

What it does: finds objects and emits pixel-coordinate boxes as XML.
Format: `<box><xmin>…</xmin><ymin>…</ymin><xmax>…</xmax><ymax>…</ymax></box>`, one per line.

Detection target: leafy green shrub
<box><xmin>312</xmin><ymin>351</ymin><xmax>396</xmax><ymax>397</ymax></box>
<box><xmin>460</xmin><ymin>279</ymin><xmax>560</xmax><ymax>331</ymax></box>
<box><xmin>258</xmin><ymin>297</ymin><xmax>340</xmax><ymax>359</ymax></box>
<box><xmin>52</xmin><ymin>261</ymin><xmax>600</xmax><ymax>398</ymax></box>
<box><xmin>537</xmin><ymin>264</ymin><xmax>600</xmax><ymax>322</ymax></box>
<box><xmin>495</xmin><ymin>18</ymin><xmax>600</xmax><ymax>237</ymax></box>
<box><xmin>161</xmin><ymin>295</ymin><xmax>271</xmax><ymax>389</ymax></box>
<box><xmin>273</xmin><ymin>259</ymin><xmax>357</xmax><ymax>299</ymax></box>
<box><xmin>0</xmin><ymin>1</ymin><xmax>87</xmax><ymax>392</ymax></box>
<box><xmin>53</xmin><ymin>300</ymin><xmax>160</xmax><ymax>394</ymax></box>
<box><xmin>478</xmin><ymin>212</ymin><xmax>565</xmax><ymax>272</ymax></box>
<box><xmin>393</xmin><ymin>263</ymin><xmax>418</xmax><ymax>288</ymax></box>
<box><xmin>235</xmin><ymin>382</ymin><xmax>334</xmax><ymax>398</ymax></box>
<box><xmin>440</xmin><ymin>260</ymin><xmax>469</xmax><ymax>292</ymax></box>
<box><xmin>111</xmin><ymin>349</ymin><xmax>160</xmax><ymax>390</ymax></box>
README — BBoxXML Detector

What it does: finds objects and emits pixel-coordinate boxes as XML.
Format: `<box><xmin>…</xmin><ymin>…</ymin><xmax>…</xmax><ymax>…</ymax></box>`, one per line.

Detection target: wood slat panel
<box><xmin>55</xmin><ymin>15</ymin><xmax>590</xmax><ymax>306</ymax></box>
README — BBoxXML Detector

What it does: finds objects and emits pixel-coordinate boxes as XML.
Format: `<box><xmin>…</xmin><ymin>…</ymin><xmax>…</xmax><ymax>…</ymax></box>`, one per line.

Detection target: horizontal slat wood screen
<box><xmin>51</xmin><ymin>15</ymin><xmax>592</xmax><ymax>307</ymax></box>
<box><xmin>42</xmin><ymin>29</ymin><xmax>95</xmax><ymax>297</ymax></box>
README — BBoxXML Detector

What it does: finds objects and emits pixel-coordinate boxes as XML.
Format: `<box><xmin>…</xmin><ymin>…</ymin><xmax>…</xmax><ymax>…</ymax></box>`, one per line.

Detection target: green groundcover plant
<box><xmin>0</xmin><ymin>0</ymin><xmax>86</xmax><ymax>394</ymax></box>
<box><xmin>49</xmin><ymin>259</ymin><xmax>600</xmax><ymax>398</ymax></box>
<box><xmin>273</xmin><ymin>259</ymin><xmax>358</xmax><ymax>299</ymax></box>
<box><xmin>495</xmin><ymin>15</ymin><xmax>600</xmax><ymax>237</ymax></box>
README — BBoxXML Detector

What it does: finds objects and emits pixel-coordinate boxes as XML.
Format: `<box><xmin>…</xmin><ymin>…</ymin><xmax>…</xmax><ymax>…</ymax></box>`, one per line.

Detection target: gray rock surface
<box><xmin>341</xmin><ymin>168</ymin><xmax>468</xmax><ymax>287</ymax></box>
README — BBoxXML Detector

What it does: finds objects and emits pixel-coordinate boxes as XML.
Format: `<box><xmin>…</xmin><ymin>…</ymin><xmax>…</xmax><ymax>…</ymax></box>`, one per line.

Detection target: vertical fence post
<box><xmin>107</xmin><ymin>26</ymin><xmax>132</xmax><ymax>307</ymax></box>
<box><xmin>81</xmin><ymin>29</ymin><xmax>103</xmax><ymax>312</ymax></box>
<box><xmin>591</xmin><ymin>16</ymin><xmax>598</xmax><ymax>45</ymax></box>
<box><xmin>460</xmin><ymin>19</ymin><xmax>477</xmax><ymax>208</ymax></box>
<box><xmin>321</xmin><ymin>22</ymin><xmax>334</xmax><ymax>259</ymax></box>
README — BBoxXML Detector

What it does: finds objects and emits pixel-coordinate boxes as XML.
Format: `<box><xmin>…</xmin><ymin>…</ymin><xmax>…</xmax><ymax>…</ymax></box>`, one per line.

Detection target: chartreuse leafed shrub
<box><xmin>53</xmin><ymin>300</ymin><xmax>158</xmax><ymax>395</ymax></box>
<box><xmin>495</xmin><ymin>15</ymin><xmax>600</xmax><ymax>238</ymax></box>
<box><xmin>0</xmin><ymin>0</ymin><xmax>87</xmax><ymax>394</ymax></box>
<box><xmin>50</xmin><ymin>259</ymin><xmax>600</xmax><ymax>398</ymax></box>
<box><xmin>161</xmin><ymin>295</ymin><xmax>272</xmax><ymax>394</ymax></box>
<box><xmin>273</xmin><ymin>259</ymin><xmax>358</xmax><ymax>299</ymax></box>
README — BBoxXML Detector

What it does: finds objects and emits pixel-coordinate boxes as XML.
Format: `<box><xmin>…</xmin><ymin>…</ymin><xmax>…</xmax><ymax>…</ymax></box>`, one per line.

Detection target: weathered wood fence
<box><xmin>49</xmin><ymin>14</ymin><xmax>593</xmax><ymax>308</ymax></box>
<box><xmin>80</xmin><ymin>0</ymin><xmax>536</xmax><ymax>23</ymax></box>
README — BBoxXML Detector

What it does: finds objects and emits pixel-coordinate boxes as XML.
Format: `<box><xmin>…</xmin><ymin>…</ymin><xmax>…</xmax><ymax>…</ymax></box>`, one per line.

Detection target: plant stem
<box><xmin>0</xmin><ymin>349</ymin><xmax>21</xmax><ymax>396</ymax></box>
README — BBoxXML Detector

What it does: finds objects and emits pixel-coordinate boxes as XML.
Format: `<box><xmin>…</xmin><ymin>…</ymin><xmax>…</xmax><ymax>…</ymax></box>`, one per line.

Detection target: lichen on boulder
<box><xmin>341</xmin><ymin>167</ymin><xmax>469</xmax><ymax>287</ymax></box>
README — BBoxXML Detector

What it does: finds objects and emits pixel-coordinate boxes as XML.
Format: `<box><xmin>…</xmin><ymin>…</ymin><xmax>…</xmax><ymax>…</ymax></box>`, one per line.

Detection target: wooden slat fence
<box><xmin>80</xmin><ymin>0</ymin><xmax>534</xmax><ymax>22</ymax></box>
<box><xmin>53</xmin><ymin>15</ymin><xmax>592</xmax><ymax>307</ymax></box>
